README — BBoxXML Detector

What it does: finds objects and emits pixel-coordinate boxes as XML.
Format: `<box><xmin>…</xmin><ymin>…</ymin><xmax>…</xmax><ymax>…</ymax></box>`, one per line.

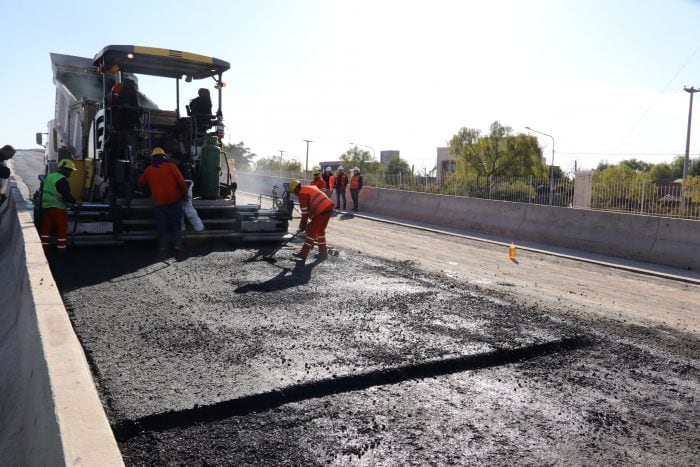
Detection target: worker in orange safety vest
<box><xmin>310</xmin><ymin>167</ymin><xmax>327</xmax><ymax>191</ymax></box>
<box><xmin>288</xmin><ymin>180</ymin><xmax>334</xmax><ymax>261</ymax></box>
<box><xmin>349</xmin><ymin>166</ymin><xmax>363</xmax><ymax>212</ymax></box>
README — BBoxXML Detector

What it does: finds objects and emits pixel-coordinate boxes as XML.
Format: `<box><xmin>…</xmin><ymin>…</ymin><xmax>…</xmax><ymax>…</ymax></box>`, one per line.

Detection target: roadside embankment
<box><xmin>0</xmin><ymin>185</ymin><xmax>123</xmax><ymax>466</ymax></box>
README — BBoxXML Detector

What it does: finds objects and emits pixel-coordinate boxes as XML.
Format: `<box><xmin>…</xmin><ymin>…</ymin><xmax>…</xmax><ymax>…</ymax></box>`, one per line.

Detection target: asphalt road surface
<box><xmin>11</xmin><ymin>151</ymin><xmax>700</xmax><ymax>464</ymax></box>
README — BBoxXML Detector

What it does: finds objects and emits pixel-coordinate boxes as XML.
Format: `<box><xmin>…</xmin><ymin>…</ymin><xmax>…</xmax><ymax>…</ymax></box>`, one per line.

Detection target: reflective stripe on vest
<box><xmin>41</xmin><ymin>172</ymin><xmax>68</xmax><ymax>210</ymax></box>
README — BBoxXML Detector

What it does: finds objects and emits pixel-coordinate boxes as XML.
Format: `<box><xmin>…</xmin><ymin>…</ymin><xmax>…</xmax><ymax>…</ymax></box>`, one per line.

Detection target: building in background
<box><xmin>437</xmin><ymin>147</ymin><xmax>456</xmax><ymax>185</ymax></box>
<box><xmin>380</xmin><ymin>150</ymin><xmax>400</xmax><ymax>164</ymax></box>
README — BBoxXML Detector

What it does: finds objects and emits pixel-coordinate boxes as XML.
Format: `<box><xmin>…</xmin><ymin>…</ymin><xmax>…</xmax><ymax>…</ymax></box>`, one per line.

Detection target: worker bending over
<box><xmin>289</xmin><ymin>179</ymin><xmax>334</xmax><ymax>261</ymax></box>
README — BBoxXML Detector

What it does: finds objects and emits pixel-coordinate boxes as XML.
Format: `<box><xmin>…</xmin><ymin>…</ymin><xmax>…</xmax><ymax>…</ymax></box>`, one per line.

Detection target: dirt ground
<box><xmin>47</xmin><ymin>202</ymin><xmax>700</xmax><ymax>465</ymax></box>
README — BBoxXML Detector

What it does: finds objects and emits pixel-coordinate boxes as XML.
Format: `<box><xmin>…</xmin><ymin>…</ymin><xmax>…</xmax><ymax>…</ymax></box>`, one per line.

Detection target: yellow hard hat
<box><xmin>288</xmin><ymin>180</ymin><xmax>301</xmax><ymax>192</ymax></box>
<box><xmin>151</xmin><ymin>147</ymin><xmax>166</xmax><ymax>156</ymax></box>
<box><xmin>58</xmin><ymin>159</ymin><xmax>77</xmax><ymax>171</ymax></box>
<box><xmin>312</xmin><ymin>167</ymin><xmax>321</xmax><ymax>175</ymax></box>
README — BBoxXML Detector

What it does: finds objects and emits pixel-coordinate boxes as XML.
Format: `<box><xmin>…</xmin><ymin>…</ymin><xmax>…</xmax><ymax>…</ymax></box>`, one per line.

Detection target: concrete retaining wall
<box><xmin>239</xmin><ymin>173</ymin><xmax>700</xmax><ymax>270</ymax></box>
<box><xmin>0</xmin><ymin>186</ymin><xmax>123</xmax><ymax>466</ymax></box>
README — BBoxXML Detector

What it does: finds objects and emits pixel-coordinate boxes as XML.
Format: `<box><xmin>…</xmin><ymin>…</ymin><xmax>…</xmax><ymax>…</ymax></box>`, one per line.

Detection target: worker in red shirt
<box><xmin>288</xmin><ymin>180</ymin><xmax>334</xmax><ymax>261</ymax></box>
<box><xmin>310</xmin><ymin>167</ymin><xmax>327</xmax><ymax>191</ymax></box>
<box><xmin>139</xmin><ymin>147</ymin><xmax>188</xmax><ymax>251</ymax></box>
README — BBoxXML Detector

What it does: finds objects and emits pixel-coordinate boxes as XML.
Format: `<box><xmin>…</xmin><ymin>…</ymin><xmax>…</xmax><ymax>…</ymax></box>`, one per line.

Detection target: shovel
<box><xmin>262</xmin><ymin>228</ymin><xmax>306</xmax><ymax>264</ymax></box>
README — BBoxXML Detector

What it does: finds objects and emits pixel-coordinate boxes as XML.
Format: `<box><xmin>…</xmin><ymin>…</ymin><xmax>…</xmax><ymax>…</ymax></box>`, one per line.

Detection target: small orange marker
<box><xmin>509</xmin><ymin>242</ymin><xmax>516</xmax><ymax>260</ymax></box>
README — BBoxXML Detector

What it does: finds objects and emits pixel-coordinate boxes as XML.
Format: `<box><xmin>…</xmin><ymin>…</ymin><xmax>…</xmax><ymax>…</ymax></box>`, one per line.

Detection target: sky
<box><xmin>2</xmin><ymin>0</ymin><xmax>700</xmax><ymax>175</ymax></box>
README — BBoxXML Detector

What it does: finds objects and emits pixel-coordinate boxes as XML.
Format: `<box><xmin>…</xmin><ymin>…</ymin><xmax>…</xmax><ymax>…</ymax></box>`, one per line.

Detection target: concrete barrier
<box><xmin>0</xmin><ymin>186</ymin><xmax>123</xmax><ymax>466</ymax></box>
<box><xmin>238</xmin><ymin>172</ymin><xmax>700</xmax><ymax>270</ymax></box>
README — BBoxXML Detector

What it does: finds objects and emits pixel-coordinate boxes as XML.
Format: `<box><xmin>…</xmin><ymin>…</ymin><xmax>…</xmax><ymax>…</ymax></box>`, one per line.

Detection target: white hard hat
<box><xmin>337</xmin><ymin>165</ymin><xmax>344</xmax><ymax>171</ymax></box>
<box><xmin>353</xmin><ymin>167</ymin><xmax>360</xmax><ymax>172</ymax></box>
<box><xmin>325</xmin><ymin>166</ymin><xmax>331</xmax><ymax>172</ymax></box>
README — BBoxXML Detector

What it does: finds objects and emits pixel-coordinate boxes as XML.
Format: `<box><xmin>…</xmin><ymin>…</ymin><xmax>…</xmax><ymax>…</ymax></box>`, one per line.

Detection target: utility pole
<box><xmin>303</xmin><ymin>139</ymin><xmax>312</xmax><ymax>174</ymax></box>
<box><xmin>683</xmin><ymin>86</ymin><xmax>699</xmax><ymax>180</ymax></box>
<box><xmin>278</xmin><ymin>149</ymin><xmax>285</xmax><ymax>158</ymax></box>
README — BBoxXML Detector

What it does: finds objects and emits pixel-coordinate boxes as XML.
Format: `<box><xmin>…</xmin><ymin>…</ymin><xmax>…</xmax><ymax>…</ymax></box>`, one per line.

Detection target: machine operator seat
<box><xmin>188</xmin><ymin>88</ymin><xmax>214</xmax><ymax>137</ymax></box>
<box><xmin>112</xmin><ymin>78</ymin><xmax>141</xmax><ymax>131</ymax></box>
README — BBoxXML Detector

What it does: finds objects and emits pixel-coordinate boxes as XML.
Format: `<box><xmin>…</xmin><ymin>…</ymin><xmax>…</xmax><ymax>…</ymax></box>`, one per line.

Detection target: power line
<box><xmin>613</xmin><ymin>44</ymin><xmax>700</xmax><ymax>152</ymax></box>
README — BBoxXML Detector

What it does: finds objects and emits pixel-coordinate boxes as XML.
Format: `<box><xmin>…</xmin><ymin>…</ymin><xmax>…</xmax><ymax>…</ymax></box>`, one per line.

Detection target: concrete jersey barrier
<box><xmin>0</xmin><ymin>186</ymin><xmax>123</xmax><ymax>466</ymax></box>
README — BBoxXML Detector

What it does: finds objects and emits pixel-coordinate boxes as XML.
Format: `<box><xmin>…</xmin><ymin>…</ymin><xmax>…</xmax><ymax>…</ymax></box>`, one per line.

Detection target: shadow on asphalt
<box><xmin>113</xmin><ymin>335</ymin><xmax>592</xmax><ymax>442</ymax></box>
<box><xmin>234</xmin><ymin>258</ymin><xmax>322</xmax><ymax>293</ymax></box>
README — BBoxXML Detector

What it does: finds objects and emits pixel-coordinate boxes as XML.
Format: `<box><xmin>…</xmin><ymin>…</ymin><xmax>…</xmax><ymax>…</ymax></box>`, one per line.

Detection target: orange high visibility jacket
<box><xmin>139</xmin><ymin>160</ymin><xmax>188</xmax><ymax>207</ymax></box>
<box><xmin>311</xmin><ymin>177</ymin><xmax>327</xmax><ymax>191</ymax></box>
<box><xmin>328</xmin><ymin>174</ymin><xmax>336</xmax><ymax>190</ymax></box>
<box><xmin>334</xmin><ymin>172</ymin><xmax>348</xmax><ymax>190</ymax></box>
<box><xmin>350</xmin><ymin>174</ymin><xmax>362</xmax><ymax>190</ymax></box>
<box><xmin>298</xmin><ymin>185</ymin><xmax>334</xmax><ymax>224</ymax></box>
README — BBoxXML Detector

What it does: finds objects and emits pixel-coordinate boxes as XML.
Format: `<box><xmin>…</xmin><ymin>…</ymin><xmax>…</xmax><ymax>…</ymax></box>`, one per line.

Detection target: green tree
<box><xmin>690</xmin><ymin>157</ymin><xmax>700</xmax><ymax>176</ymax></box>
<box><xmin>449</xmin><ymin>121</ymin><xmax>546</xmax><ymax>179</ymax></box>
<box><xmin>385</xmin><ymin>156</ymin><xmax>411</xmax><ymax>177</ymax></box>
<box><xmin>592</xmin><ymin>165</ymin><xmax>653</xmax><ymax>210</ymax></box>
<box><xmin>649</xmin><ymin>162</ymin><xmax>674</xmax><ymax>181</ymax></box>
<box><xmin>255</xmin><ymin>155</ymin><xmax>302</xmax><ymax>172</ymax></box>
<box><xmin>619</xmin><ymin>158</ymin><xmax>652</xmax><ymax>173</ymax></box>
<box><xmin>340</xmin><ymin>146</ymin><xmax>383</xmax><ymax>174</ymax></box>
<box><xmin>222</xmin><ymin>142</ymin><xmax>255</xmax><ymax>171</ymax></box>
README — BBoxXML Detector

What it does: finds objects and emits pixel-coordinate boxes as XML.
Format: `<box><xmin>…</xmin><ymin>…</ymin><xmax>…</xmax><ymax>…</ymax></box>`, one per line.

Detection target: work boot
<box><xmin>292</xmin><ymin>252</ymin><xmax>306</xmax><ymax>261</ymax></box>
<box><xmin>315</xmin><ymin>253</ymin><xmax>328</xmax><ymax>261</ymax></box>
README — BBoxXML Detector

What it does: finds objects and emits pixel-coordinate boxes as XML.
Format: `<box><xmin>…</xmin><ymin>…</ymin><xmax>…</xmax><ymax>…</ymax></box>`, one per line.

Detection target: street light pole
<box><xmin>303</xmin><ymin>139</ymin><xmax>312</xmax><ymax>174</ymax></box>
<box><xmin>683</xmin><ymin>87</ymin><xmax>699</xmax><ymax>180</ymax></box>
<box><xmin>526</xmin><ymin>126</ymin><xmax>555</xmax><ymax>205</ymax></box>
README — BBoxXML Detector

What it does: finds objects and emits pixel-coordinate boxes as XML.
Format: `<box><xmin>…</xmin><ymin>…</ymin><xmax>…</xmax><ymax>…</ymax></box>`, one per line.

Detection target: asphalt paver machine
<box><xmin>37</xmin><ymin>45</ymin><xmax>292</xmax><ymax>245</ymax></box>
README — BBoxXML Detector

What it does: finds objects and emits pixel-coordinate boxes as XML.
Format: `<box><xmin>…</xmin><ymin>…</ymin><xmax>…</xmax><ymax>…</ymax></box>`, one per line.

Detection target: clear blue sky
<box><xmin>2</xmin><ymin>0</ymin><xmax>700</xmax><ymax>174</ymax></box>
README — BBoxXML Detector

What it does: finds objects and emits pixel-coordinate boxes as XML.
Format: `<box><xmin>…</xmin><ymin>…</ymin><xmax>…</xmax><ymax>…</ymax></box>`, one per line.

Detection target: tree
<box><xmin>222</xmin><ymin>142</ymin><xmax>256</xmax><ymax>171</ymax></box>
<box><xmin>340</xmin><ymin>146</ymin><xmax>383</xmax><ymax>174</ymax></box>
<box><xmin>619</xmin><ymin>158</ymin><xmax>653</xmax><ymax>173</ymax></box>
<box><xmin>649</xmin><ymin>162</ymin><xmax>674</xmax><ymax>181</ymax></box>
<box><xmin>255</xmin><ymin>155</ymin><xmax>302</xmax><ymax>172</ymax></box>
<box><xmin>385</xmin><ymin>157</ymin><xmax>411</xmax><ymax>176</ymax></box>
<box><xmin>448</xmin><ymin>121</ymin><xmax>546</xmax><ymax>180</ymax></box>
<box><xmin>691</xmin><ymin>157</ymin><xmax>700</xmax><ymax>176</ymax></box>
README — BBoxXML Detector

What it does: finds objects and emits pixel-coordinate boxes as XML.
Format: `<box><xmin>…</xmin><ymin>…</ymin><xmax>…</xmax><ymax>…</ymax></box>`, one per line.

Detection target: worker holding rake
<box><xmin>288</xmin><ymin>180</ymin><xmax>334</xmax><ymax>261</ymax></box>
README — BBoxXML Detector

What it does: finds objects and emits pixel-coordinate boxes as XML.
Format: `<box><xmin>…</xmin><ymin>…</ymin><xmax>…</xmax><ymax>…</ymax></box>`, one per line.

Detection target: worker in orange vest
<box><xmin>288</xmin><ymin>180</ymin><xmax>334</xmax><ymax>261</ymax></box>
<box><xmin>349</xmin><ymin>166</ymin><xmax>363</xmax><ymax>212</ymax></box>
<box><xmin>333</xmin><ymin>165</ymin><xmax>349</xmax><ymax>210</ymax></box>
<box><xmin>310</xmin><ymin>167</ymin><xmax>327</xmax><ymax>191</ymax></box>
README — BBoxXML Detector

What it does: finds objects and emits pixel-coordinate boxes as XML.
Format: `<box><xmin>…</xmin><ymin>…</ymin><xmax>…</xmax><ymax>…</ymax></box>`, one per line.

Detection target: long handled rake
<box><xmin>262</xmin><ymin>228</ymin><xmax>306</xmax><ymax>264</ymax></box>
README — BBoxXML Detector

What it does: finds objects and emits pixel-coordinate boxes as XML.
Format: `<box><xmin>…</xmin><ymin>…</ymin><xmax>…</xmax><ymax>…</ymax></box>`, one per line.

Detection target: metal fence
<box><xmin>247</xmin><ymin>170</ymin><xmax>700</xmax><ymax>220</ymax></box>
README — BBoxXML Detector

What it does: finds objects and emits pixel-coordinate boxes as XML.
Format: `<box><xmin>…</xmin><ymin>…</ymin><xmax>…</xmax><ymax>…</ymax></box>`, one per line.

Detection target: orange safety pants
<box><xmin>40</xmin><ymin>207</ymin><xmax>69</xmax><ymax>250</ymax></box>
<box><xmin>299</xmin><ymin>210</ymin><xmax>332</xmax><ymax>257</ymax></box>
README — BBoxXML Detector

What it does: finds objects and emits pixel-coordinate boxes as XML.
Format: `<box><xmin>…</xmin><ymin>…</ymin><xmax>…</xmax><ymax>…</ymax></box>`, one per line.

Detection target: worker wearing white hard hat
<box><xmin>334</xmin><ymin>165</ymin><xmax>348</xmax><ymax>210</ymax></box>
<box><xmin>349</xmin><ymin>167</ymin><xmax>363</xmax><ymax>212</ymax></box>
